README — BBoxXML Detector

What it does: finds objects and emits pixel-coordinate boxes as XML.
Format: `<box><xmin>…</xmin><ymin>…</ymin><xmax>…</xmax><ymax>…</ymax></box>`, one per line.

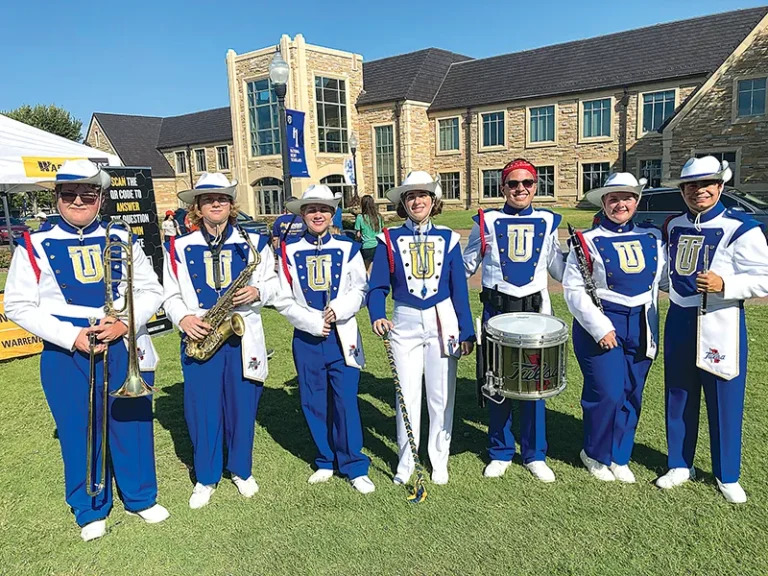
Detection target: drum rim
<box><xmin>485</xmin><ymin>312</ymin><xmax>569</xmax><ymax>347</ymax></box>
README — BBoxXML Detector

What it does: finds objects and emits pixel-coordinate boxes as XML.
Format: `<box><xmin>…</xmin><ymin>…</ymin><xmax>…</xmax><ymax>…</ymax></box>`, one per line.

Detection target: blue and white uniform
<box><xmin>664</xmin><ymin>202</ymin><xmax>768</xmax><ymax>483</ymax></box>
<box><xmin>368</xmin><ymin>220</ymin><xmax>474</xmax><ymax>479</ymax></box>
<box><xmin>564</xmin><ymin>217</ymin><xmax>664</xmax><ymax>466</ymax></box>
<box><xmin>463</xmin><ymin>204</ymin><xmax>565</xmax><ymax>464</ymax></box>
<box><xmin>4</xmin><ymin>219</ymin><xmax>163</xmax><ymax>527</ymax></box>
<box><xmin>274</xmin><ymin>231</ymin><xmax>370</xmax><ymax>480</ymax></box>
<box><xmin>162</xmin><ymin>224</ymin><xmax>277</xmax><ymax>487</ymax></box>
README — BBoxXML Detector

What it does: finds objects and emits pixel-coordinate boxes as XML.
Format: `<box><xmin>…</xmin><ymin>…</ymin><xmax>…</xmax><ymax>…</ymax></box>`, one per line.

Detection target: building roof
<box><xmin>430</xmin><ymin>6</ymin><xmax>768</xmax><ymax>111</ymax></box>
<box><xmin>93</xmin><ymin>113</ymin><xmax>174</xmax><ymax>178</ymax></box>
<box><xmin>358</xmin><ymin>48</ymin><xmax>472</xmax><ymax>106</ymax></box>
<box><xmin>157</xmin><ymin>107</ymin><xmax>233</xmax><ymax>148</ymax></box>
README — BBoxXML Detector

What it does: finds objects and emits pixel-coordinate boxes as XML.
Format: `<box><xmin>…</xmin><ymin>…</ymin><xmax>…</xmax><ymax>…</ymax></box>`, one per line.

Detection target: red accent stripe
<box><xmin>477</xmin><ymin>209</ymin><xmax>487</xmax><ymax>258</ymax></box>
<box><xmin>383</xmin><ymin>228</ymin><xmax>394</xmax><ymax>273</ymax></box>
<box><xmin>574</xmin><ymin>230</ymin><xmax>593</xmax><ymax>274</ymax></box>
<box><xmin>662</xmin><ymin>214</ymin><xmax>676</xmax><ymax>243</ymax></box>
<box><xmin>22</xmin><ymin>231</ymin><xmax>41</xmax><ymax>283</ymax></box>
<box><xmin>280</xmin><ymin>240</ymin><xmax>293</xmax><ymax>287</ymax></box>
<box><xmin>169</xmin><ymin>235</ymin><xmax>178</xmax><ymax>278</ymax></box>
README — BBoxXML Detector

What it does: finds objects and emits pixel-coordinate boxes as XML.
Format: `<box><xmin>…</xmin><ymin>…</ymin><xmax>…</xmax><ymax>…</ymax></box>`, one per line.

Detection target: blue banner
<box><xmin>286</xmin><ymin>109</ymin><xmax>309</xmax><ymax>178</ymax></box>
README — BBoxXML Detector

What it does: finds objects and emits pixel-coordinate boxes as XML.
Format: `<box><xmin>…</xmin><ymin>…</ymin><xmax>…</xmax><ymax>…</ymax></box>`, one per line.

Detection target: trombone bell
<box><xmin>110</xmin><ymin>370</ymin><xmax>155</xmax><ymax>398</ymax></box>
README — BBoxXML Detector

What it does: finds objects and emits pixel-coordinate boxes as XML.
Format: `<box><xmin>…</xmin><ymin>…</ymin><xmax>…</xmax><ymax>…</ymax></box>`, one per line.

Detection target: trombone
<box><xmin>85</xmin><ymin>218</ymin><xmax>155</xmax><ymax>497</ymax></box>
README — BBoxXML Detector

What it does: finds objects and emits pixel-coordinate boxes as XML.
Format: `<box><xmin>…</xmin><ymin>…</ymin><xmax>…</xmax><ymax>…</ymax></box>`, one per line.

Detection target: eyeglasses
<box><xmin>303</xmin><ymin>206</ymin><xmax>333</xmax><ymax>214</ymax></box>
<box><xmin>58</xmin><ymin>191</ymin><xmax>100</xmax><ymax>205</ymax></box>
<box><xmin>199</xmin><ymin>195</ymin><xmax>232</xmax><ymax>205</ymax></box>
<box><xmin>506</xmin><ymin>179</ymin><xmax>536</xmax><ymax>190</ymax></box>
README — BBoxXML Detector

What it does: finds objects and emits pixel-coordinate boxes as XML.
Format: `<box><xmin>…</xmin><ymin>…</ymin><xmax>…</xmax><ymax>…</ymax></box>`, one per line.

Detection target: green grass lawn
<box><xmin>0</xmin><ymin>270</ymin><xmax>6</xmax><ymax>292</ymax></box>
<box><xmin>433</xmin><ymin>206</ymin><xmax>597</xmax><ymax>231</ymax></box>
<box><xmin>1</xmin><ymin>295</ymin><xmax>768</xmax><ymax>575</ymax></box>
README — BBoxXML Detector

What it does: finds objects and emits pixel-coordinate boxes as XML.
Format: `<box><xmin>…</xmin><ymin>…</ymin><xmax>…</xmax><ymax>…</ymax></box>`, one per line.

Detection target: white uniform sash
<box><xmin>696</xmin><ymin>302</ymin><xmax>740</xmax><ymax>380</ymax></box>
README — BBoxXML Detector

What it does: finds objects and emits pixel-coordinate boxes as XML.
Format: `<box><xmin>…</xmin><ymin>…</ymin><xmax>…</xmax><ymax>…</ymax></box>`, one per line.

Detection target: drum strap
<box><xmin>573</xmin><ymin>230</ymin><xmax>593</xmax><ymax>274</ymax></box>
<box><xmin>481</xmin><ymin>288</ymin><xmax>542</xmax><ymax>313</ymax></box>
<box><xmin>383</xmin><ymin>227</ymin><xmax>395</xmax><ymax>273</ymax></box>
<box><xmin>477</xmin><ymin>209</ymin><xmax>487</xmax><ymax>258</ymax></box>
<box><xmin>23</xmin><ymin>231</ymin><xmax>41</xmax><ymax>283</ymax></box>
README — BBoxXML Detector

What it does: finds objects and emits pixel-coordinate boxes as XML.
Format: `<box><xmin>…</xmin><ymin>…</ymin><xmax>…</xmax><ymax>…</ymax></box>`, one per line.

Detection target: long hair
<box><xmin>186</xmin><ymin>198</ymin><xmax>241</xmax><ymax>228</ymax></box>
<box><xmin>360</xmin><ymin>195</ymin><xmax>382</xmax><ymax>232</ymax></box>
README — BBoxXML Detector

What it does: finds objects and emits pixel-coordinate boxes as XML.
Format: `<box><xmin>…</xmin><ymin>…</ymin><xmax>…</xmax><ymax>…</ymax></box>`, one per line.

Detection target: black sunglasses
<box><xmin>58</xmin><ymin>191</ymin><xmax>101</xmax><ymax>205</ymax></box>
<box><xmin>506</xmin><ymin>179</ymin><xmax>536</xmax><ymax>190</ymax></box>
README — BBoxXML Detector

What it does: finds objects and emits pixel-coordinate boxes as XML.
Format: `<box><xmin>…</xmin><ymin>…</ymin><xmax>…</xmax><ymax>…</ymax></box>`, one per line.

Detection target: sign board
<box><xmin>0</xmin><ymin>293</ymin><xmax>43</xmax><ymax>361</ymax></box>
<box><xmin>286</xmin><ymin>109</ymin><xmax>309</xmax><ymax>178</ymax></box>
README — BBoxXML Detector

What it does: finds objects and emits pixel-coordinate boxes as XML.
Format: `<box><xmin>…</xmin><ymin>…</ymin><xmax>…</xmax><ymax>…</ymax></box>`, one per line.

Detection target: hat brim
<box><xmin>177</xmin><ymin>184</ymin><xmax>237</xmax><ymax>205</ymax></box>
<box><xmin>585</xmin><ymin>185</ymin><xmax>642</xmax><ymax>207</ymax></box>
<box><xmin>40</xmin><ymin>170</ymin><xmax>111</xmax><ymax>191</ymax></box>
<box><xmin>285</xmin><ymin>197</ymin><xmax>340</xmax><ymax>215</ymax></box>
<box><xmin>385</xmin><ymin>181</ymin><xmax>440</xmax><ymax>204</ymax></box>
<box><xmin>662</xmin><ymin>167</ymin><xmax>732</xmax><ymax>188</ymax></box>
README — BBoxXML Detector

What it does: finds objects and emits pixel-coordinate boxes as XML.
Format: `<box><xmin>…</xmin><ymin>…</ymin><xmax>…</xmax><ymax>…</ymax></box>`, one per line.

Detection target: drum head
<box><xmin>487</xmin><ymin>313</ymin><xmax>565</xmax><ymax>336</ymax></box>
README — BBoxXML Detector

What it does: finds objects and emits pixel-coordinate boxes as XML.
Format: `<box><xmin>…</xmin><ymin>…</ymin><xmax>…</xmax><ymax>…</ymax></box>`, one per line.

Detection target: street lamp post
<box><xmin>269</xmin><ymin>49</ymin><xmax>291</xmax><ymax>206</ymax></box>
<box><xmin>349</xmin><ymin>132</ymin><xmax>359</xmax><ymax>204</ymax></box>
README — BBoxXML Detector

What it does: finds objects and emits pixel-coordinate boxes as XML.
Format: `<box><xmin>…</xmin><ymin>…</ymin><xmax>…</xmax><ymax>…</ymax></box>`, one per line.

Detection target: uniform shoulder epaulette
<box><xmin>636</xmin><ymin>221</ymin><xmax>660</xmax><ymax>230</ymax></box>
<box><xmin>662</xmin><ymin>212</ymin><xmax>685</xmax><ymax>242</ymax></box>
<box><xmin>724</xmin><ymin>208</ymin><xmax>764</xmax><ymax>245</ymax></box>
<box><xmin>472</xmin><ymin>208</ymin><xmax>498</xmax><ymax>226</ymax></box>
<box><xmin>283</xmin><ymin>234</ymin><xmax>303</xmax><ymax>246</ymax></box>
<box><xmin>535</xmin><ymin>208</ymin><xmax>562</xmax><ymax>230</ymax></box>
<box><xmin>332</xmin><ymin>233</ymin><xmax>354</xmax><ymax>243</ymax></box>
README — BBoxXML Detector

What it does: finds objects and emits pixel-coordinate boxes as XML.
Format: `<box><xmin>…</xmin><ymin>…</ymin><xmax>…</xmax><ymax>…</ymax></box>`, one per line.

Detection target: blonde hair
<box><xmin>186</xmin><ymin>198</ymin><xmax>241</xmax><ymax>228</ymax></box>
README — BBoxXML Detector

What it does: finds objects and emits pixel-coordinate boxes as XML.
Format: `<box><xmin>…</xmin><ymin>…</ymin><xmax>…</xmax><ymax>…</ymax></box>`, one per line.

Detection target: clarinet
<box><xmin>567</xmin><ymin>223</ymin><xmax>603</xmax><ymax>313</ymax></box>
<box><xmin>700</xmin><ymin>245</ymin><xmax>711</xmax><ymax>315</ymax></box>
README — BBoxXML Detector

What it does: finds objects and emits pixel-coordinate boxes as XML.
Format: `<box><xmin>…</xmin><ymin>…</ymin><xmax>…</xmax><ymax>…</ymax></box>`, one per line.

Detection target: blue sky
<box><xmin>1</xmin><ymin>0</ymin><xmax>765</xmax><ymax>130</ymax></box>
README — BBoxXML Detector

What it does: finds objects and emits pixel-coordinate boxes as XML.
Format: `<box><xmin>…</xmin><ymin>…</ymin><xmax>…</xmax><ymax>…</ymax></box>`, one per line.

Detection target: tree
<box><xmin>4</xmin><ymin>104</ymin><xmax>83</xmax><ymax>142</ymax></box>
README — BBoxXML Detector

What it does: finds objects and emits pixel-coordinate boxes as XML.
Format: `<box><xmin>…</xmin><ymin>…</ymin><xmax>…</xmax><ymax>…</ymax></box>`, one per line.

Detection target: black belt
<box><xmin>480</xmin><ymin>287</ymin><xmax>542</xmax><ymax>314</ymax></box>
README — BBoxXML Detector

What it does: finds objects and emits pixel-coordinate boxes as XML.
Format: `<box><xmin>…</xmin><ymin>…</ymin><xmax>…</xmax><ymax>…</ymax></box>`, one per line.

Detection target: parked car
<box><xmin>0</xmin><ymin>217</ymin><xmax>31</xmax><ymax>244</ymax></box>
<box><xmin>237</xmin><ymin>210</ymin><xmax>269</xmax><ymax>236</ymax></box>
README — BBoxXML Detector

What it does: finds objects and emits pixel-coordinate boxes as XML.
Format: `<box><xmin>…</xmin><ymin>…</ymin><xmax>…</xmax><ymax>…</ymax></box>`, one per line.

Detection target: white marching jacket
<box><xmin>162</xmin><ymin>227</ymin><xmax>278</xmax><ymax>382</ymax></box>
<box><xmin>4</xmin><ymin>220</ymin><xmax>163</xmax><ymax>370</ymax></box>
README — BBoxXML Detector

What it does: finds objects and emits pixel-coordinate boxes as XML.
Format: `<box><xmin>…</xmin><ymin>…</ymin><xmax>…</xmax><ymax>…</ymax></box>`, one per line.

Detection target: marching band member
<box><xmin>657</xmin><ymin>156</ymin><xmax>768</xmax><ymax>503</ymax></box>
<box><xmin>162</xmin><ymin>173</ymin><xmax>277</xmax><ymax>509</ymax></box>
<box><xmin>464</xmin><ymin>158</ymin><xmax>564</xmax><ymax>482</ymax></box>
<box><xmin>369</xmin><ymin>171</ymin><xmax>475</xmax><ymax>486</ymax></box>
<box><xmin>563</xmin><ymin>173</ymin><xmax>664</xmax><ymax>483</ymax></box>
<box><xmin>273</xmin><ymin>185</ymin><xmax>374</xmax><ymax>494</ymax></box>
<box><xmin>4</xmin><ymin>160</ymin><xmax>168</xmax><ymax>541</ymax></box>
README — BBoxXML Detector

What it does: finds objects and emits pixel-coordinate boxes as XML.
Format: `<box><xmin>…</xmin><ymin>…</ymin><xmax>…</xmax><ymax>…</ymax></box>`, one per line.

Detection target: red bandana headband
<box><xmin>501</xmin><ymin>159</ymin><xmax>537</xmax><ymax>184</ymax></box>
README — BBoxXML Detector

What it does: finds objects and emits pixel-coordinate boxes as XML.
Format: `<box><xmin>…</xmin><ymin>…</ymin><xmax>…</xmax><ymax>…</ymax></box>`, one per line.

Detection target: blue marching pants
<box><xmin>40</xmin><ymin>330</ymin><xmax>158</xmax><ymax>527</ymax></box>
<box><xmin>573</xmin><ymin>303</ymin><xmax>651</xmax><ymax>466</ymax></box>
<box><xmin>181</xmin><ymin>335</ymin><xmax>264</xmax><ymax>486</ymax></box>
<box><xmin>292</xmin><ymin>329</ymin><xmax>369</xmax><ymax>480</ymax></box>
<box><xmin>664</xmin><ymin>303</ymin><xmax>747</xmax><ymax>483</ymax></box>
<box><xmin>483</xmin><ymin>305</ymin><xmax>548</xmax><ymax>464</ymax></box>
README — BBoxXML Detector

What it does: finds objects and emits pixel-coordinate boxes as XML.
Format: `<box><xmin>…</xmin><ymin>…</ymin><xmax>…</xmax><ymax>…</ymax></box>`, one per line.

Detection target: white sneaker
<box><xmin>80</xmin><ymin>519</ymin><xmax>106</xmax><ymax>542</ymax></box>
<box><xmin>126</xmin><ymin>504</ymin><xmax>170</xmax><ymax>524</ymax></box>
<box><xmin>656</xmin><ymin>467</ymin><xmax>694</xmax><ymax>490</ymax></box>
<box><xmin>393</xmin><ymin>474</ymin><xmax>410</xmax><ymax>485</ymax></box>
<box><xmin>431</xmin><ymin>469</ymin><xmax>449</xmax><ymax>485</ymax></box>
<box><xmin>525</xmin><ymin>460</ymin><xmax>556</xmax><ymax>483</ymax></box>
<box><xmin>189</xmin><ymin>482</ymin><xmax>216</xmax><ymax>509</ymax></box>
<box><xmin>351</xmin><ymin>475</ymin><xmax>375</xmax><ymax>494</ymax></box>
<box><xmin>610</xmin><ymin>463</ymin><xmax>636</xmax><ymax>484</ymax></box>
<box><xmin>716</xmin><ymin>479</ymin><xmax>747</xmax><ymax>504</ymax></box>
<box><xmin>483</xmin><ymin>460</ymin><xmax>512</xmax><ymax>478</ymax></box>
<box><xmin>232</xmin><ymin>475</ymin><xmax>259</xmax><ymax>498</ymax></box>
<box><xmin>579</xmin><ymin>450</ymin><xmax>614</xmax><ymax>481</ymax></box>
<box><xmin>308</xmin><ymin>469</ymin><xmax>334</xmax><ymax>485</ymax></box>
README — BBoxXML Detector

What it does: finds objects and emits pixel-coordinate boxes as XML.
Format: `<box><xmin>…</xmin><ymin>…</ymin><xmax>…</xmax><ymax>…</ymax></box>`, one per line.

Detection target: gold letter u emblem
<box><xmin>69</xmin><ymin>245</ymin><xmax>104</xmax><ymax>283</ymax></box>
<box><xmin>615</xmin><ymin>240</ymin><xmax>646</xmax><ymax>274</ymax></box>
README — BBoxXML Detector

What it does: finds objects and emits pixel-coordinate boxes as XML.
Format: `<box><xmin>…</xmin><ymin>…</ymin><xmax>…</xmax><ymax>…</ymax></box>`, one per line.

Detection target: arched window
<box><xmin>252</xmin><ymin>177</ymin><xmax>283</xmax><ymax>215</ymax></box>
<box><xmin>321</xmin><ymin>175</ymin><xmax>352</xmax><ymax>208</ymax></box>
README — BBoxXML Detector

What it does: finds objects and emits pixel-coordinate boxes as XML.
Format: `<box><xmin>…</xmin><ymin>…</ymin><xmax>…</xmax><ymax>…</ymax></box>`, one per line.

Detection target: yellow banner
<box><xmin>22</xmin><ymin>156</ymin><xmax>88</xmax><ymax>178</ymax></box>
<box><xmin>0</xmin><ymin>293</ymin><xmax>43</xmax><ymax>361</ymax></box>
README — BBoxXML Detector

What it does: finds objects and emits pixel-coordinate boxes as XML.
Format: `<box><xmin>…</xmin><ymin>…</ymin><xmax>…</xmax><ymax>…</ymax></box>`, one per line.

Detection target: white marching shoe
<box><xmin>232</xmin><ymin>475</ymin><xmax>259</xmax><ymax>498</ymax></box>
<box><xmin>80</xmin><ymin>519</ymin><xmax>106</xmax><ymax>542</ymax></box>
<box><xmin>656</xmin><ymin>467</ymin><xmax>695</xmax><ymax>490</ymax></box>
<box><xmin>126</xmin><ymin>504</ymin><xmax>170</xmax><ymax>524</ymax></box>
<box><xmin>716</xmin><ymin>479</ymin><xmax>747</xmax><ymax>504</ymax></box>
<box><xmin>431</xmin><ymin>468</ymin><xmax>449</xmax><ymax>485</ymax></box>
<box><xmin>610</xmin><ymin>463</ymin><xmax>636</xmax><ymax>484</ymax></box>
<box><xmin>579</xmin><ymin>450</ymin><xmax>615</xmax><ymax>482</ymax></box>
<box><xmin>189</xmin><ymin>482</ymin><xmax>216</xmax><ymax>509</ymax></box>
<box><xmin>351</xmin><ymin>475</ymin><xmax>375</xmax><ymax>494</ymax></box>
<box><xmin>393</xmin><ymin>474</ymin><xmax>410</xmax><ymax>485</ymax></box>
<box><xmin>525</xmin><ymin>460</ymin><xmax>556</xmax><ymax>483</ymax></box>
<box><xmin>308</xmin><ymin>469</ymin><xmax>334</xmax><ymax>485</ymax></box>
<box><xmin>483</xmin><ymin>460</ymin><xmax>512</xmax><ymax>478</ymax></box>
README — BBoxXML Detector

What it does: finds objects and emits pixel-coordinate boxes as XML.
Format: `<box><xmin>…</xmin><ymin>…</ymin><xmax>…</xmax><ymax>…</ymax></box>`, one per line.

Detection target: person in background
<box><xmin>354</xmin><ymin>195</ymin><xmax>383</xmax><ymax>268</ymax></box>
<box><xmin>161</xmin><ymin>210</ymin><xmax>180</xmax><ymax>241</ymax></box>
<box><xmin>271</xmin><ymin>197</ymin><xmax>306</xmax><ymax>250</ymax></box>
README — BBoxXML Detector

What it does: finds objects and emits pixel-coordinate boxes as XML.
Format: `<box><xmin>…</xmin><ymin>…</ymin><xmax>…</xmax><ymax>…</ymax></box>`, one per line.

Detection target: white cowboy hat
<box><xmin>385</xmin><ymin>171</ymin><xmax>443</xmax><ymax>205</ymax></box>
<box><xmin>662</xmin><ymin>156</ymin><xmax>733</xmax><ymax>187</ymax></box>
<box><xmin>178</xmin><ymin>172</ymin><xmax>238</xmax><ymax>204</ymax></box>
<box><xmin>39</xmin><ymin>159</ymin><xmax>111</xmax><ymax>190</ymax></box>
<box><xmin>285</xmin><ymin>184</ymin><xmax>340</xmax><ymax>215</ymax></box>
<box><xmin>586</xmin><ymin>173</ymin><xmax>647</xmax><ymax>207</ymax></box>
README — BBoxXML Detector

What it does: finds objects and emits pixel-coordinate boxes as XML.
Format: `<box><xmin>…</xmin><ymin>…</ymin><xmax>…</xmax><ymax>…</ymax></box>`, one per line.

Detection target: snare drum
<box><xmin>481</xmin><ymin>312</ymin><xmax>568</xmax><ymax>402</ymax></box>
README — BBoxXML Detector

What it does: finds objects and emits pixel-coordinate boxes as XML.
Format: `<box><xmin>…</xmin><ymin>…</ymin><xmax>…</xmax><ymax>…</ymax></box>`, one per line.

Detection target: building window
<box><xmin>438</xmin><ymin>118</ymin><xmax>460</xmax><ymax>151</ymax></box>
<box><xmin>374</xmin><ymin>125</ymin><xmax>396</xmax><ymax>199</ymax></box>
<box><xmin>216</xmin><ymin>146</ymin><xmax>230</xmax><ymax>171</ymax></box>
<box><xmin>321</xmin><ymin>175</ymin><xmax>351</xmax><ymax>209</ymax></box>
<box><xmin>695</xmin><ymin>151</ymin><xmax>736</xmax><ymax>186</ymax></box>
<box><xmin>95</xmin><ymin>131</ymin><xmax>101</xmax><ymax>148</ymax></box>
<box><xmin>482</xmin><ymin>169</ymin><xmax>503</xmax><ymax>199</ymax></box>
<box><xmin>247</xmin><ymin>78</ymin><xmax>281</xmax><ymax>156</ymax></box>
<box><xmin>175</xmin><ymin>151</ymin><xmax>187</xmax><ymax>174</ymax></box>
<box><xmin>642</xmin><ymin>90</ymin><xmax>676</xmax><ymax>133</ymax></box>
<box><xmin>481</xmin><ymin>112</ymin><xmax>505</xmax><ymax>148</ymax></box>
<box><xmin>537</xmin><ymin>166</ymin><xmax>555</xmax><ymax>197</ymax></box>
<box><xmin>439</xmin><ymin>172</ymin><xmax>460</xmax><ymax>200</ymax></box>
<box><xmin>737</xmin><ymin>78</ymin><xmax>766</xmax><ymax>117</ymax></box>
<box><xmin>194</xmin><ymin>149</ymin><xmax>207</xmax><ymax>173</ymax></box>
<box><xmin>253</xmin><ymin>177</ymin><xmax>283</xmax><ymax>215</ymax></box>
<box><xmin>316</xmin><ymin>76</ymin><xmax>348</xmax><ymax>154</ymax></box>
<box><xmin>582</xmin><ymin>98</ymin><xmax>612</xmax><ymax>139</ymax></box>
<box><xmin>582</xmin><ymin>162</ymin><xmax>610</xmax><ymax>194</ymax></box>
<box><xmin>639</xmin><ymin>159</ymin><xmax>662</xmax><ymax>188</ymax></box>
<box><xmin>529</xmin><ymin>106</ymin><xmax>555</xmax><ymax>143</ymax></box>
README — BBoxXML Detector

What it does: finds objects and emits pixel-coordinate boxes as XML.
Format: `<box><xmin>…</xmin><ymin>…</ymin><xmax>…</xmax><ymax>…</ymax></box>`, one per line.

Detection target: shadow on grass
<box><xmin>154</xmin><ymin>381</ymin><xmax>195</xmax><ymax>483</ymax></box>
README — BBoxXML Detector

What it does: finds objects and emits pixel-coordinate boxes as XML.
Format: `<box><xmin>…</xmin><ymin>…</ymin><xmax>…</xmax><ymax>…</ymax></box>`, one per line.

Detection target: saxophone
<box><xmin>185</xmin><ymin>226</ymin><xmax>262</xmax><ymax>361</ymax></box>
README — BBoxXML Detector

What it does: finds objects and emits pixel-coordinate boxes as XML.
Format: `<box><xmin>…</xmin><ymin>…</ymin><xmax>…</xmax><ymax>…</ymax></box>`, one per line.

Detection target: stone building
<box><xmin>85</xmin><ymin>6</ymin><xmax>768</xmax><ymax>216</ymax></box>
